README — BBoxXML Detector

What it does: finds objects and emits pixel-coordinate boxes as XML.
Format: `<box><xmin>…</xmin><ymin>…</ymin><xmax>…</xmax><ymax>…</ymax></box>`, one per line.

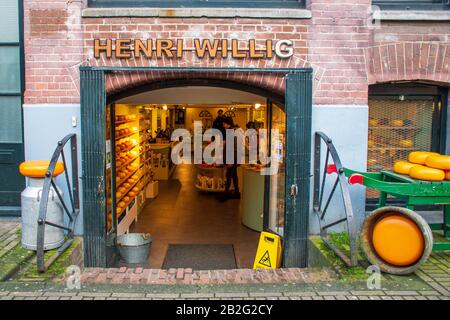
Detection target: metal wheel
<box><xmin>313</xmin><ymin>132</ymin><xmax>358</xmax><ymax>267</ymax></box>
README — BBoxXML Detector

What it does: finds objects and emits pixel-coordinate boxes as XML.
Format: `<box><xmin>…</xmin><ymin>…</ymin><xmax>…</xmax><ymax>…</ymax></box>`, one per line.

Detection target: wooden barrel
<box><xmin>361</xmin><ymin>206</ymin><xmax>433</xmax><ymax>275</ymax></box>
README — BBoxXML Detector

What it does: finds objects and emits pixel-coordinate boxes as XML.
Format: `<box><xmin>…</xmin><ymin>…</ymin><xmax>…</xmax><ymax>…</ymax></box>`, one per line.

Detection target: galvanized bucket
<box><xmin>117</xmin><ymin>233</ymin><xmax>152</xmax><ymax>264</ymax></box>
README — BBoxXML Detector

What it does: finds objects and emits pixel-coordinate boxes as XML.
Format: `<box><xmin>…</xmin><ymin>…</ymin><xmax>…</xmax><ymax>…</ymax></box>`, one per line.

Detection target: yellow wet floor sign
<box><xmin>253</xmin><ymin>232</ymin><xmax>282</xmax><ymax>269</ymax></box>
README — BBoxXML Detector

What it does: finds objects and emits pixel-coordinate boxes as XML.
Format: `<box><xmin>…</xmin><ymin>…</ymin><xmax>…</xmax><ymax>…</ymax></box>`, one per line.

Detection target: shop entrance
<box><xmin>80</xmin><ymin>67</ymin><xmax>313</xmax><ymax>269</ymax></box>
<box><xmin>108</xmin><ymin>86</ymin><xmax>286</xmax><ymax>269</ymax></box>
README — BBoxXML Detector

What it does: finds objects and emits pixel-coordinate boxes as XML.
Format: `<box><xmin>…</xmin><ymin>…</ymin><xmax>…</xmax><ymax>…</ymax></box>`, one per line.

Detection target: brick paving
<box><xmin>80</xmin><ymin>267</ymin><xmax>338</xmax><ymax>286</ymax></box>
<box><xmin>1</xmin><ymin>219</ymin><xmax>450</xmax><ymax>300</ymax></box>
<box><xmin>0</xmin><ymin>221</ymin><xmax>21</xmax><ymax>259</ymax></box>
<box><xmin>0</xmin><ymin>289</ymin><xmax>448</xmax><ymax>300</ymax></box>
<box><xmin>414</xmin><ymin>251</ymin><xmax>450</xmax><ymax>296</ymax></box>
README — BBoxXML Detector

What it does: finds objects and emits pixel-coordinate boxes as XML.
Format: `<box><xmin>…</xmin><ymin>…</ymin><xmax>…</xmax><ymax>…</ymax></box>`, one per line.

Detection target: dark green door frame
<box><xmin>0</xmin><ymin>0</ymin><xmax>26</xmax><ymax>216</ymax></box>
<box><xmin>80</xmin><ymin>66</ymin><xmax>313</xmax><ymax>268</ymax></box>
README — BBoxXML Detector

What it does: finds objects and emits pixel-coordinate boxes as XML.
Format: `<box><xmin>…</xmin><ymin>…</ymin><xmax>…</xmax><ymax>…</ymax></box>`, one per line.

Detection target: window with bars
<box><xmin>87</xmin><ymin>0</ymin><xmax>305</xmax><ymax>8</ymax></box>
<box><xmin>367</xmin><ymin>93</ymin><xmax>446</xmax><ymax>204</ymax></box>
<box><xmin>373</xmin><ymin>0</ymin><xmax>450</xmax><ymax>10</ymax></box>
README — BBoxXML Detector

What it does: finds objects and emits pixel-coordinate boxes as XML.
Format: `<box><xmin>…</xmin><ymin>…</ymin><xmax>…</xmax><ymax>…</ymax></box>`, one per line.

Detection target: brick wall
<box><xmin>23</xmin><ymin>0</ymin><xmax>450</xmax><ymax>105</ymax></box>
<box><xmin>367</xmin><ymin>21</ymin><xmax>450</xmax><ymax>85</ymax></box>
<box><xmin>309</xmin><ymin>0</ymin><xmax>372</xmax><ymax>105</ymax></box>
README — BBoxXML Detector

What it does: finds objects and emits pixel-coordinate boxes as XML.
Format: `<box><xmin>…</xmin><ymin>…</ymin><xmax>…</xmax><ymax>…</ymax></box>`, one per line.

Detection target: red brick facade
<box><xmin>23</xmin><ymin>0</ymin><xmax>450</xmax><ymax>105</ymax></box>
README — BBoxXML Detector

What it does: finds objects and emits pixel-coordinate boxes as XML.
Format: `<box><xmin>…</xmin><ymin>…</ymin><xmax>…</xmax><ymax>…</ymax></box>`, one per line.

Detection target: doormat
<box><xmin>162</xmin><ymin>244</ymin><xmax>237</xmax><ymax>270</ymax></box>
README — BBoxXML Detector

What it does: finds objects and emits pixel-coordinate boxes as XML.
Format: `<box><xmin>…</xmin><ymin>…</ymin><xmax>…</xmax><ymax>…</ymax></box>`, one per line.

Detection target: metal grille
<box><xmin>367</xmin><ymin>97</ymin><xmax>435</xmax><ymax>198</ymax></box>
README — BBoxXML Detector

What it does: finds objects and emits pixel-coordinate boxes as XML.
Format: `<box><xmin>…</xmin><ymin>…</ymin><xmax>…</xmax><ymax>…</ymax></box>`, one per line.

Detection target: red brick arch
<box><xmin>73</xmin><ymin>51</ymin><xmax>324</xmax><ymax>98</ymax></box>
<box><xmin>365</xmin><ymin>42</ymin><xmax>450</xmax><ymax>85</ymax></box>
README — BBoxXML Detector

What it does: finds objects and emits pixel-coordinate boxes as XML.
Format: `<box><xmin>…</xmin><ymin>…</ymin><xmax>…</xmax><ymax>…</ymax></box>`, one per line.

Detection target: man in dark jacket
<box><xmin>220</xmin><ymin>116</ymin><xmax>240</xmax><ymax>201</ymax></box>
<box><xmin>212</xmin><ymin>109</ymin><xmax>225</xmax><ymax>137</ymax></box>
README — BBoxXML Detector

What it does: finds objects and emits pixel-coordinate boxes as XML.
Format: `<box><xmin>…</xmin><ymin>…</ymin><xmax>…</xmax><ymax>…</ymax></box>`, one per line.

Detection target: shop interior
<box><xmin>105</xmin><ymin>86</ymin><xmax>286</xmax><ymax>269</ymax></box>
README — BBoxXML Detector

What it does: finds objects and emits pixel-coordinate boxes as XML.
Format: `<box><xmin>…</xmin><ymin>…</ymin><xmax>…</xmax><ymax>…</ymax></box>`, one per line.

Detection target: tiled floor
<box><xmin>131</xmin><ymin>164</ymin><xmax>260</xmax><ymax>269</ymax></box>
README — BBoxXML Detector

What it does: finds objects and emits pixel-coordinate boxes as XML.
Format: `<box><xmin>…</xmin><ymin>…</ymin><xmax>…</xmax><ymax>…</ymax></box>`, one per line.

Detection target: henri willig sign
<box><xmin>93</xmin><ymin>38</ymin><xmax>294</xmax><ymax>59</ymax></box>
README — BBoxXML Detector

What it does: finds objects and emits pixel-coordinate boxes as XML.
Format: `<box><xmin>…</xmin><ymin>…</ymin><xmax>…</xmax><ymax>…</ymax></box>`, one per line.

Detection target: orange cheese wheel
<box><xmin>408</xmin><ymin>151</ymin><xmax>440</xmax><ymax>164</ymax></box>
<box><xmin>399</xmin><ymin>139</ymin><xmax>413</xmax><ymax>148</ymax></box>
<box><xmin>393</xmin><ymin>161</ymin><xmax>418</xmax><ymax>175</ymax></box>
<box><xmin>409</xmin><ymin>165</ymin><xmax>445</xmax><ymax>181</ymax></box>
<box><xmin>19</xmin><ymin>160</ymin><xmax>65</xmax><ymax>178</ymax></box>
<box><xmin>372</xmin><ymin>215</ymin><xmax>424</xmax><ymax>266</ymax></box>
<box><xmin>424</xmin><ymin>155</ymin><xmax>450</xmax><ymax>170</ymax></box>
<box><xmin>446</xmin><ymin>171</ymin><xmax>450</xmax><ymax>181</ymax></box>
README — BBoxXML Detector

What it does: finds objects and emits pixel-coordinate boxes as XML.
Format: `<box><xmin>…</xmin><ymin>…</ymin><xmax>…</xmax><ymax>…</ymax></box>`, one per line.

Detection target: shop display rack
<box><xmin>106</xmin><ymin>108</ymin><xmax>155</xmax><ymax>233</ymax></box>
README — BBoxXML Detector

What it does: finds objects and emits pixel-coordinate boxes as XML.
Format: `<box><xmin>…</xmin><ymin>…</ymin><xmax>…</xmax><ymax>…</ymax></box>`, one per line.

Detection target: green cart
<box><xmin>314</xmin><ymin>131</ymin><xmax>450</xmax><ymax>275</ymax></box>
<box><xmin>344</xmin><ymin>168</ymin><xmax>450</xmax><ymax>252</ymax></box>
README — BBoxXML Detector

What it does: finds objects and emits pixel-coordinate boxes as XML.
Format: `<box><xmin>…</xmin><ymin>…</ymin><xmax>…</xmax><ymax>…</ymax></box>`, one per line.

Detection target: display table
<box><xmin>241</xmin><ymin>166</ymin><xmax>264</xmax><ymax>232</ymax></box>
<box><xmin>150</xmin><ymin>142</ymin><xmax>177</xmax><ymax>180</ymax></box>
<box><xmin>195</xmin><ymin>165</ymin><xmax>226</xmax><ymax>192</ymax></box>
<box><xmin>195</xmin><ymin>165</ymin><xmax>244</xmax><ymax>193</ymax></box>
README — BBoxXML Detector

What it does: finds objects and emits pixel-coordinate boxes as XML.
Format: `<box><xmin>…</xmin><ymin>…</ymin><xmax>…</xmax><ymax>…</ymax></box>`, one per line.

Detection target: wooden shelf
<box><xmin>115</xmin><ymin>118</ymin><xmax>139</xmax><ymax>125</ymax></box>
<box><xmin>116</xmin><ymin>166</ymin><xmax>140</xmax><ymax>190</ymax></box>
<box><xmin>369</xmin><ymin>126</ymin><xmax>418</xmax><ymax>130</ymax></box>
<box><xmin>369</xmin><ymin>147</ymin><xmax>415</xmax><ymax>151</ymax></box>
<box><xmin>116</xmin><ymin>171</ymin><xmax>149</xmax><ymax>216</ymax></box>
<box><xmin>115</xmin><ymin>130</ymin><xmax>139</xmax><ymax>141</ymax></box>
<box><xmin>116</xmin><ymin>143</ymin><xmax>139</xmax><ymax>154</ymax></box>
<box><xmin>116</xmin><ymin>155</ymin><xmax>138</xmax><ymax>172</ymax></box>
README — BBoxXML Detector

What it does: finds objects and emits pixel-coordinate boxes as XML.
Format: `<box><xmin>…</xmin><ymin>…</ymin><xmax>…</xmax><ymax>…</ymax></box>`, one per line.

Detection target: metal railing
<box><xmin>37</xmin><ymin>134</ymin><xmax>80</xmax><ymax>272</ymax></box>
<box><xmin>313</xmin><ymin>132</ymin><xmax>358</xmax><ymax>267</ymax></box>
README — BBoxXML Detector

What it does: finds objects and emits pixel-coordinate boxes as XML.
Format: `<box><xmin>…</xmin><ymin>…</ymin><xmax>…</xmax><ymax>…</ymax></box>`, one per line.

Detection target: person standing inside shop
<box><xmin>212</xmin><ymin>109</ymin><xmax>225</xmax><ymax>137</ymax></box>
<box><xmin>220</xmin><ymin>116</ymin><xmax>241</xmax><ymax>201</ymax></box>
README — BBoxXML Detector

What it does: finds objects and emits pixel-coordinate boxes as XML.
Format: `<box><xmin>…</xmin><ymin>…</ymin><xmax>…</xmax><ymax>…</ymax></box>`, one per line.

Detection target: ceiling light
<box><xmin>162</xmin><ymin>105</ymin><xmax>168</xmax><ymax>110</ymax></box>
<box><xmin>255</xmin><ymin>103</ymin><xmax>261</xmax><ymax>109</ymax></box>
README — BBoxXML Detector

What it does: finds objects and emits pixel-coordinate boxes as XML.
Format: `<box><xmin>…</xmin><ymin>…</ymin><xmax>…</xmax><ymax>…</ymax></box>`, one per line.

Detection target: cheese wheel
<box><xmin>393</xmin><ymin>161</ymin><xmax>418</xmax><ymax>175</ymax></box>
<box><xmin>408</xmin><ymin>151</ymin><xmax>440</xmax><ymax>165</ymax></box>
<box><xmin>399</xmin><ymin>139</ymin><xmax>413</xmax><ymax>148</ymax></box>
<box><xmin>409</xmin><ymin>165</ymin><xmax>445</xmax><ymax>181</ymax></box>
<box><xmin>446</xmin><ymin>171</ymin><xmax>450</xmax><ymax>181</ymax></box>
<box><xmin>392</xmin><ymin>119</ymin><xmax>404</xmax><ymax>127</ymax></box>
<box><xmin>425</xmin><ymin>155</ymin><xmax>450</xmax><ymax>170</ymax></box>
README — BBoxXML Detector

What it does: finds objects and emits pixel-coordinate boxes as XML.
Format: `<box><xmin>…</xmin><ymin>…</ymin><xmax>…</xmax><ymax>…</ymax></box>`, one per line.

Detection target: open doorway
<box><xmin>80</xmin><ymin>68</ymin><xmax>313</xmax><ymax>269</ymax></box>
<box><xmin>106</xmin><ymin>86</ymin><xmax>286</xmax><ymax>269</ymax></box>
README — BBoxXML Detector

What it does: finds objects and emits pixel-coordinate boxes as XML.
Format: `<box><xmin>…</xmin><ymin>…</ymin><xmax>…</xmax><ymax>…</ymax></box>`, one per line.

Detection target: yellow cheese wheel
<box><xmin>424</xmin><ymin>155</ymin><xmax>450</xmax><ymax>170</ymax></box>
<box><xmin>409</xmin><ymin>165</ymin><xmax>445</xmax><ymax>181</ymax></box>
<box><xmin>19</xmin><ymin>160</ymin><xmax>65</xmax><ymax>178</ymax></box>
<box><xmin>392</xmin><ymin>119</ymin><xmax>404</xmax><ymax>127</ymax></box>
<box><xmin>393</xmin><ymin>161</ymin><xmax>418</xmax><ymax>175</ymax></box>
<box><xmin>408</xmin><ymin>151</ymin><xmax>440</xmax><ymax>165</ymax></box>
<box><xmin>372</xmin><ymin>215</ymin><xmax>424</xmax><ymax>266</ymax></box>
<box><xmin>446</xmin><ymin>171</ymin><xmax>450</xmax><ymax>181</ymax></box>
<box><xmin>399</xmin><ymin>139</ymin><xmax>413</xmax><ymax>148</ymax></box>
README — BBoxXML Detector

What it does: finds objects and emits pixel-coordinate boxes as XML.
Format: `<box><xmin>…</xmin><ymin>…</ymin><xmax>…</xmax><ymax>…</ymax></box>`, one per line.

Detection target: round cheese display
<box><xmin>399</xmin><ymin>139</ymin><xmax>413</xmax><ymax>148</ymax></box>
<box><xmin>409</xmin><ymin>165</ymin><xmax>445</xmax><ymax>181</ymax></box>
<box><xmin>392</xmin><ymin>119</ymin><xmax>404</xmax><ymax>127</ymax></box>
<box><xmin>372</xmin><ymin>215</ymin><xmax>424</xmax><ymax>266</ymax></box>
<box><xmin>408</xmin><ymin>151</ymin><xmax>440</xmax><ymax>165</ymax></box>
<box><xmin>393</xmin><ymin>161</ymin><xmax>418</xmax><ymax>175</ymax></box>
<box><xmin>424</xmin><ymin>155</ymin><xmax>450</xmax><ymax>170</ymax></box>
